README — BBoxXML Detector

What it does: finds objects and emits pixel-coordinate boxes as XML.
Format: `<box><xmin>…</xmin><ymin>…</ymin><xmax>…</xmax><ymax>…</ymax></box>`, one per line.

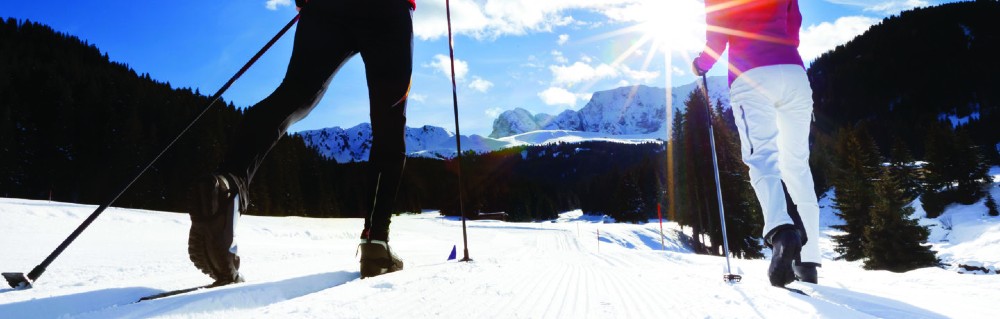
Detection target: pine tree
<box><xmin>922</xmin><ymin>125</ymin><xmax>992</xmax><ymax>216</ymax></box>
<box><xmin>831</xmin><ymin>126</ymin><xmax>881</xmax><ymax>261</ymax></box>
<box><xmin>986</xmin><ymin>192</ymin><xmax>999</xmax><ymax>217</ymax></box>
<box><xmin>888</xmin><ymin>137</ymin><xmax>921</xmax><ymax>202</ymax></box>
<box><xmin>667</xmin><ymin>107</ymin><xmax>685</xmax><ymax>222</ymax></box>
<box><xmin>713</xmin><ymin>102</ymin><xmax>763</xmax><ymax>258</ymax></box>
<box><xmin>952</xmin><ymin>130</ymin><xmax>991</xmax><ymax>204</ymax></box>
<box><xmin>613</xmin><ymin>169</ymin><xmax>646</xmax><ymax>224</ymax></box>
<box><xmin>863</xmin><ymin>167</ymin><xmax>939</xmax><ymax>272</ymax></box>
<box><xmin>678</xmin><ymin>90</ymin><xmax>716</xmax><ymax>254</ymax></box>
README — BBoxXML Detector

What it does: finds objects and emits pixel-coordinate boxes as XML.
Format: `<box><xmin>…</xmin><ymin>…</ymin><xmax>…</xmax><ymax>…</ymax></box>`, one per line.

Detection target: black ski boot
<box><xmin>767</xmin><ymin>228</ymin><xmax>802</xmax><ymax>287</ymax></box>
<box><xmin>188</xmin><ymin>173</ymin><xmax>244</xmax><ymax>285</ymax></box>
<box><xmin>359</xmin><ymin>239</ymin><xmax>403</xmax><ymax>279</ymax></box>
<box><xmin>794</xmin><ymin>262</ymin><xmax>819</xmax><ymax>284</ymax></box>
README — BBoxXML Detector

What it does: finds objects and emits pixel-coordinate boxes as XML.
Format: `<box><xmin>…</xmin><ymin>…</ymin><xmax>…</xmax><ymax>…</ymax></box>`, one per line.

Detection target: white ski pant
<box><xmin>730</xmin><ymin>64</ymin><xmax>821</xmax><ymax>265</ymax></box>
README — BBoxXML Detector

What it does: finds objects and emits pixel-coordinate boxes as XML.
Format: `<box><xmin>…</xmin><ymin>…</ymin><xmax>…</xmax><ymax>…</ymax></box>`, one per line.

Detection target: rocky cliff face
<box><xmin>489</xmin><ymin>78</ymin><xmax>729</xmax><ymax>138</ymax></box>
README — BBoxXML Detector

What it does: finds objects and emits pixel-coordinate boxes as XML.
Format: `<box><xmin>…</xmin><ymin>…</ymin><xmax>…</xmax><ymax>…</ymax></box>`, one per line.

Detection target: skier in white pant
<box><xmin>692</xmin><ymin>0</ymin><xmax>821</xmax><ymax>287</ymax></box>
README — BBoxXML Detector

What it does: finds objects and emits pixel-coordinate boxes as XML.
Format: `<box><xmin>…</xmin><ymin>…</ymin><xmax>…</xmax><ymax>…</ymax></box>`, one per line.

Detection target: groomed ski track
<box><xmin>0</xmin><ymin>198</ymin><xmax>994</xmax><ymax>318</ymax></box>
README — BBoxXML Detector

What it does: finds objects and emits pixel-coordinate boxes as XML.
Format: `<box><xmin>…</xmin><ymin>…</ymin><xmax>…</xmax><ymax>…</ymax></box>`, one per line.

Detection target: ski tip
<box><xmin>2</xmin><ymin>272</ymin><xmax>33</xmax><ymax>290</ymax></box>
<box><xmin>783</xmin><ymin>287</ymin><xmax>809</xmax><ymax>297</ymax></box>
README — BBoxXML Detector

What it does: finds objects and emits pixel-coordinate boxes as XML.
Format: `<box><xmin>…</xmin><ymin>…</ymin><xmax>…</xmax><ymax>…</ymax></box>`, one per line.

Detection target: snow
<box><xmin>1</xmin><ymin>196</ymin><xmax>998</xmax><ymax>318</ymax></box>
<box><xmin>959</xmin><ymin>23</ymin><xmax>974</xmax><ymax>49</ymax></box>
<box><xmin>489</xmin><ymin>78</ymin><xmax>730</xmax><ymax>139</ymax></box>
<box><xmin>937</xmin><ymin>110</ymin><xmax>980</xmax><ymax>128</ymax></box>
<box><xmin>301</xmin><ymin>79</ymin><xmax>728</xmax><ymax>163</ymax></box>
<box><xmin>918</xmin><ymin>167</ymin><xmax>1000</xmax><ymax>274</ymax></box>
<box><xmin>299</xmin><ymin>126</ymin><xmax>663</xmax><ymax>163</ymax></box>
<box><xmin>496</xmin><ymin>130</ymin><xmax>663</xmax><ymax>148</ymax></box>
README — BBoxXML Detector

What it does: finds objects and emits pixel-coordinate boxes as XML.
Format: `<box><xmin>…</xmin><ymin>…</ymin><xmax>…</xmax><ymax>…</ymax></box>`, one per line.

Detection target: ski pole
<box><xmin>699</xmin><ymin>75</ymin><xmax>741</xmax><ymax>283</ymax></box>
<box><xmin>2</xmin><ymin>15</ymin><xmax>300</xmax><ymax>290</ymax></box>
<box><xmin>445</xmin><ymin>0</ymin><xmax>472</xmax><ymax>262</ymax></box>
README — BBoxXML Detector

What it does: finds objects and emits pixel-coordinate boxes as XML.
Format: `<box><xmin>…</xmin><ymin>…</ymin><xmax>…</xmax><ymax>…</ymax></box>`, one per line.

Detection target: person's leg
<box><xmin>356</xmin><ymin>0</ymin><xmax>413</xmax><ymax>243</ymax></box>
<box><xmin>730</xmin><ymin>68</ymin><xmax>795</xmax><ymax>242</ymax></box>
<box><xmin>189</xmin><ymin>1</ymin><xmax>358</xmax><ymax>283</ymax></box>
<box><xmin>775</xmin><ymin>65</ymin><xmax>822</xmax><ymax>282</ymax></box>
<box><xmin>219</xmin><ymin>2</ymin><xmax>358</xmax><ymax>194</ymax></box>
<box><xmin>731</xmin><ymin>65</ymin><xmax>803</xmax><ymax>287</ymax></box>
<box><xmin>354</xmin><ymin>0</ymin><xmax>412</xmax><ymax>278</ymax></box>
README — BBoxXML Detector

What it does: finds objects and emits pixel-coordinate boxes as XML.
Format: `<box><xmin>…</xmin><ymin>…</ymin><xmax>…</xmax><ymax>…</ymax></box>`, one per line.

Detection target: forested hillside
<box><xmin>808</xmin><ymin>0</ymin><xmax>1000</xmax><ymax>157</ymax></box>
<box><xmin>0</xmin><ymin>18</ymin><xmax>673</xmax><ymax>225</ymax></box>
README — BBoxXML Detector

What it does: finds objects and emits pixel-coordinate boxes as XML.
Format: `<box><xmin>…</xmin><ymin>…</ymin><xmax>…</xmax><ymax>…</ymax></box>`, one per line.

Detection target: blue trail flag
<box><xmin>448</xmin><ymin>245</ymin><xmax>457</xmax><ymax>261</ymax></box>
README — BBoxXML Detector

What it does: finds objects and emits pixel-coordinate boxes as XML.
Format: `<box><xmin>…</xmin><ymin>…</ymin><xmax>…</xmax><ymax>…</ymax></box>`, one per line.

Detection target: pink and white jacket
<box><xmin>695</xmin><ymin>0</ymin><xmax>805</xmax><ymax>86</ymax></box>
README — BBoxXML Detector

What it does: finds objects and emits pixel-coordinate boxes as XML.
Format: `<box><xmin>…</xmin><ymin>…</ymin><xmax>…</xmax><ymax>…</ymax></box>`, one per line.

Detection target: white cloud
<box><xmin>539</xmin><ymin>87</ymin><xmax>580</xmax><ymax>106</ymax></box>
<box><xmin>824</xmin><ymin>0</ymin><xmax>929</xmax><ymax>15</ymax></box>
<box><xmin>546</xmin><ymin>57</ymin><xmax>661</xmax><ymax>87</ymax></box>
<box><xmin>485</xmin><ymin>107</ymin><xmax>504</xmax><ymax>118</ymax></box>
<box><xmin>551</xmin><ymin>50</ymin><xmax>569</xmax><ymax>64</ymax></box>
<box><xmin>620</xmin><ymin>65</ymin><xmax>659</xmax><ymax>83</ymax></box>
<box><xmin>426</xmin><ymin>54</ymin><xmax>469</xmax><ymax>81</ymax></box>
<box><xmin>865</xmin><ymin>0</ymin><xmax>929</xmax><ymax>14</ymax></box>
<box><xmin>265</xmin><ymin>0</ymin><xmax>292</xmax><ymax>11</ymax></box>
<box><xmin>409</xmin><ymin>94</ymin><xmax>427</xmax><ymax>103</ymax></box>
<box><xmin>671</xmin><ymin>66</ymin><xmax>685</xmax><ymax>76</ymax></box>
<box><xmin>468</xmin><ymin>76</ymin><xmax>494</xmax><ymax>93</ymax></box>
<box><xmin>799</xmin><ymin>16</ymin><xmax>880</xmax><ymax>62</ymax></box>
<box><xmin>410</xmin><ymin>0</ymin><xmax>653</xmax><ymax>40</ymax></box>
<box><xmin>550</xmin><ymin>61</ymin><xmax>619</xmax><ymax>85</ymax></box>
<box><xmin>557</xmin><ymin>34</ymin><xmax>570</xmax><ymax>46</ymax></box>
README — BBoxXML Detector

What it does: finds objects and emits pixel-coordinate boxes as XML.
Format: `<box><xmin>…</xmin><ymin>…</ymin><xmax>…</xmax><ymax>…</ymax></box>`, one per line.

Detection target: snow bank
<box><xmin>1</xmin><ymin>198</ymin><xmax>997</xmax><ymax>318</ymax></box>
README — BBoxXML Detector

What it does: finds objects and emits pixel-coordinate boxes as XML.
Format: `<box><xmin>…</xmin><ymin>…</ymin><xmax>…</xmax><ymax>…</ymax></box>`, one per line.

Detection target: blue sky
<box><xmin>1</xmin><ymin>0</ymin><xmax>957</xmax><ymax>136</ymax></box>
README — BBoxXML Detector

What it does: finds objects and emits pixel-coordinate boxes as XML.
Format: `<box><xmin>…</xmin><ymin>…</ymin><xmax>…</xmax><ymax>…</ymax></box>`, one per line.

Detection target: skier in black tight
<box><xmin>188</xmin><ymin>0</ymin><xmax>416</xmax><ymax>284</ymax></box>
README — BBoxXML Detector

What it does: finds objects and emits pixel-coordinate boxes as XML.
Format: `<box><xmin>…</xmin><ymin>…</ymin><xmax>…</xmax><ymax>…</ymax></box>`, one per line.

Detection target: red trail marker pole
<box><xmin>658</xmin><ymin>204</ymin><xmax>665</xmax><ymax>251</ymax></box>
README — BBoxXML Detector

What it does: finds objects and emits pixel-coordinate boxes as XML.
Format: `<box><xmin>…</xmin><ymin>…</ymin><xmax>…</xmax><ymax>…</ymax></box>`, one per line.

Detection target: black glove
<box><xmin>691</xmin><ymin>58</ymin><xmax>707</xmax><ymax>76</ymax></box>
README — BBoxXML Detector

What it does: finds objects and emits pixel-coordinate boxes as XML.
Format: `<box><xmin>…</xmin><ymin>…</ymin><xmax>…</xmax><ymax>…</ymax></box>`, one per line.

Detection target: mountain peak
<box><xmin>489</xmin><ymin>78</ymin><xmax>729</xmax><ymax>138</ymax></box>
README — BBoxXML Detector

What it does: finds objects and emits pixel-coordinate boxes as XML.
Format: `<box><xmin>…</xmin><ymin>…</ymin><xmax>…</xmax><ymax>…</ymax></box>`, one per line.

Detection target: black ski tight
<box><xmin>219</xmin><ymin>0</ymin><xmax>413</xmax><ymax>241</ymax></box>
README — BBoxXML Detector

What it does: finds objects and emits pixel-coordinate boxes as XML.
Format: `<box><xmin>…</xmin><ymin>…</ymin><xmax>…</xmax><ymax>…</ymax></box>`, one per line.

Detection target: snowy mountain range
<box><xmin>298</xmin><ymin>124</ymin><xmax>509</xmax><ymax>163</ymax></box>
<box><xmin>299</xmin><ymin>77</ymin><xmax>728</xmax><ymax>163</ymax></box>
<box><xmin>490</xmin><ymin>78</ymin><xmax>729</xmax><ymax>138</ymax></box>
<box><xmin>298</xmin><ymin>124</ymin><xmax>663</xmax><ymax>163</ymax></box>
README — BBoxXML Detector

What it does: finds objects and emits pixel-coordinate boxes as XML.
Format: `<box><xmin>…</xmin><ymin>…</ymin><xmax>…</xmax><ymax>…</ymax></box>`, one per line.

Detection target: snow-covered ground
<box><xmin>1</xmin><ymin>195</ymin><xmax>997</xmax><ymax>318</ymax></box>
<box><xmin>916</xmin><ymin>167</ymin><xmax>1000</xmax><ymax>274</ymax></box>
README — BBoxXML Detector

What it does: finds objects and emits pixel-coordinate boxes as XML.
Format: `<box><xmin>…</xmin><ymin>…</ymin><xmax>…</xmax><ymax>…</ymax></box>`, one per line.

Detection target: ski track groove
<box><xmin>515</xmin><ymin>251</ymin><xmax>564</xmax><ymax>317</ymax></box>
<box><xmin>3</xmin><ymin>203</ymin><xmax>990</xmax><ymax>318</ymax></box>
<box><xmin>631</xmin><ymin>267</ymin><xmax>667</xmax><ymax>318</ymax></box>
<box><xmin>522</xmin><ymin>259</ymin><xmax>556</xmax><ymax>317</ymax></box>
<box><xmin>538</xmin><ymin>258</ymin><xmax>572</xmax><ymax>318</ymax></box>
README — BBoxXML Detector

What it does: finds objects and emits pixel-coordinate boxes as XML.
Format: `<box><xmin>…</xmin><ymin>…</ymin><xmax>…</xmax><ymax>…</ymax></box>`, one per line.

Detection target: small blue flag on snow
<box><xmin>448</xmin><ymin>245</ymin><xmax>457</xmax><ymax>261</ymax></box>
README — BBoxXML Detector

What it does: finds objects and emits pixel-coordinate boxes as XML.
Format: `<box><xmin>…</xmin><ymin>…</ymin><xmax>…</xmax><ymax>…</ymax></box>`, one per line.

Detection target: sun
<box><xmin>569</xmin><ymin>0</ymin><xmax>707</xmax><ymax>95</ymax></box>
<box><xmin>573</xmin><ymin>0</ymin><xmax>708</xmax><ymax>222</ymax></box>
<box><xmin>634</xmin><ymin>0</ymin><xmax>705</xmax><ymax>54</ymax></box>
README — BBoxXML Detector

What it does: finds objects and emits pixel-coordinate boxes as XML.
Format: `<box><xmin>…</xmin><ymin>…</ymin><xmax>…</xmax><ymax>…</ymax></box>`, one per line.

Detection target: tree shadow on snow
<box><xmin>102</xmin><ymin>271</ymin><xmax>361</xmax><ymax>318</ymax></box>
<box><xmin>0</xmin><ymin>271</ymin><xmax>359</xmax><ymax>318</ymax></box>
<box><xmin>0</xmin><ymin>287</ymin><xmax>163</xmax><ymax>318</ymax></box>
<box><xmin>805</xmin><ymin>284</ymin><xmax>950</xmax><ymax>319</ymax></box>
<box><xmin>730</xmin><ymin>283</ymin><xmax>949</xmax><ymax>318</ymax></box>
<box><xmin>628</xmin><ymin>228</ymin><xmax>693</xmax><ymax>253</ymax></box>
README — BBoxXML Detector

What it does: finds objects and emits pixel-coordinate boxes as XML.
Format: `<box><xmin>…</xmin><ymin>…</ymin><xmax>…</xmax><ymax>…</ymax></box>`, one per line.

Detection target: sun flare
<box><xmin>634</xmin><ymin>0</ymin><xmax>705</xmax><ymax>54</ymax></box>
